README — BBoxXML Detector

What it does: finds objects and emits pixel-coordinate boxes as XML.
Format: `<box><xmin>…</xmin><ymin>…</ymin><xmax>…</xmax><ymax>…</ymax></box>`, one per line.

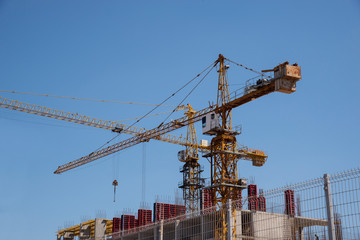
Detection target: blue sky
<box><xmin>0</xmin><ymin>1</ymin><xmax>359</xmax><ymax>239</ymax></box>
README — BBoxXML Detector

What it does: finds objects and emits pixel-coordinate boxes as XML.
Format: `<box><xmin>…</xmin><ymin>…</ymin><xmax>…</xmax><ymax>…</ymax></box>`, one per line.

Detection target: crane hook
<box><xmin>112</xmin><ymin>180</ymin><xmax>118</xmax><ymax>202</ymax></box>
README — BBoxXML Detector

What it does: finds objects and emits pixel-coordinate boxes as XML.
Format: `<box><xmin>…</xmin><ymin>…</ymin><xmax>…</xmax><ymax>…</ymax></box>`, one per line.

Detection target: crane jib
<box><xmin>54</xmin><ymin>74</ymin><xmax>297</xmax><ymax>174</ymax></box>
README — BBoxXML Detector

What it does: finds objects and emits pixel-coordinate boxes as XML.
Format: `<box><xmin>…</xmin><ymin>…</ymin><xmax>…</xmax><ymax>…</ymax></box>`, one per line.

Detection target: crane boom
<box><xmin>0</xmin><ymin>95</ymin><xmax>267</xmax><ymax>173</ymax></box>
<box><xmin>54</xmin><ymin>105</ymin><xmax>216</xmax><ymax>173</ymax></box>
<box><xmin>54</xmin><ymin>59</ymin><xmax>301</xmax><ymax>174</ymax></box>
<box><xmin>0</xmin><ymin>96</ymin><xmax>188</xmax><ymax>146</ymax></box>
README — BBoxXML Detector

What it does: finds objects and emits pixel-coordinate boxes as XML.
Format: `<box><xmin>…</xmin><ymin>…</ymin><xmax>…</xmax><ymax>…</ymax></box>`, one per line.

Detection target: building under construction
<box><xmin>56</xmin><ymin>169</ymin><xmax>360</xmax><ymax>239</ymax></box>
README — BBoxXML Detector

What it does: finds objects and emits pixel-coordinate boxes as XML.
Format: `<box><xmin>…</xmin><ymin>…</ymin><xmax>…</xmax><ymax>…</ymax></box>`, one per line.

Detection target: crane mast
<box><xmin>178</xmin><ymin>104</ymin><xmax>204</xmax><ymax>213</ymax></box>
<box><xmin>207</xmin><ymin>55</ymin><xmax>301</xmax><ymax>239</ymax></box>
<box><xmin>209</xmin><ymin>55</ymin><xmax>242</xmax><ymax>239</ymax></box>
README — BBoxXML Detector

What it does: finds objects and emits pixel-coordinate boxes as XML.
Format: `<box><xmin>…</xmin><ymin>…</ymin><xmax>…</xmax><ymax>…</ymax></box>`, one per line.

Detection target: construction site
<box><xmin>2</xmin><ymin>2</ymin><xmax>360</xmax><ymax>240</ymax></box>
<box><xmin>1</xmin><ymin>53</ymin><xmax>359</xmax><ymax>240</ymax></box>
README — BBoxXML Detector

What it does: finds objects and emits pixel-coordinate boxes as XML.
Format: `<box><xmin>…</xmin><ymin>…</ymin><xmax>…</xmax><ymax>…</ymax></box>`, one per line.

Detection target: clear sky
<box><xmin>0</xmin><ymin>1</ymin><xmax>359</xmax><ymax>239</ymax></box>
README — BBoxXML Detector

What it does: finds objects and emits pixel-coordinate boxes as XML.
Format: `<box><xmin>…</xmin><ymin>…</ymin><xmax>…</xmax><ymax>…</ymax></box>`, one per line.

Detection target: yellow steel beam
<box><xmin>0</xmin><ymin>96</ymin><xmax>190</xmax><ymax>147</ymax></box>
<box><xmin>56</xmin><ymin>219</ymin><xmax>112</xmax><ymax>237</ymax></box>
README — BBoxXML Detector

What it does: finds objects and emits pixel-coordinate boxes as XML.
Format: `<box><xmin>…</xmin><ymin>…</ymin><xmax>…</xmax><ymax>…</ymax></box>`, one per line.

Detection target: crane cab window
<box><xmin>202</xmin><ymin>117</ymin><xmax>206</xmax><ymax>128</ymax></box>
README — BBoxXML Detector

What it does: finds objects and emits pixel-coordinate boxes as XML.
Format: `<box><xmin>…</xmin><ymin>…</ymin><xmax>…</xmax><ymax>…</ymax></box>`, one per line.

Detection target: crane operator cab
<box><xmin>202</xmin><ymin>113</ymin><xmax>220</xmax><ymax>135</ymax></box>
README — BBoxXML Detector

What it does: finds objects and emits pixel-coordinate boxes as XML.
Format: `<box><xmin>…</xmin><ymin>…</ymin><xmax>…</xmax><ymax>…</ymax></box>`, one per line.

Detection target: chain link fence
<box><xmin>64</xmin><ymin>168</ymin><xmax>359</xmax><ymax>240</ymax></box>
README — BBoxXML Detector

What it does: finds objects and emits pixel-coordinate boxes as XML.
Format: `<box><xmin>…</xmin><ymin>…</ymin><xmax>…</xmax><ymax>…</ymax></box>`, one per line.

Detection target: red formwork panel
<box><xmin>170</xmin><ymin>204</ymin><xmax>176</xmax><ymax>218</ymax></box>
<box><xmin>248</xmin><ymin>197</ymin><xmax>258</xmax><ymax>211</ymax></box>
<box><xmin>247</xmin><ymin>184</ymin><xmax>257</xmax><ymax>197</ymax></box>
<box><xmin>153</xmin><ymin>203</ymin><xmax>160</xmax><ymax>222</ymax></box>
<box><xmin>200</xmin><ymin>189</ymin><xmax>213</xmax><ymax>211</ymax></box>
<box><xmin>257</xmin><ymin>196</ymin><xmax>266</xmax><ymax>212</ymax></box>
<box><xmin>285</xmin><ymin>189</ymin><xmax>295</xmax><ymax>216</ymax></box>
<box><xmin>135</xmin><ymin>219</ymin><xmax>138</xmax><ymax>228</ymax></box>
<box><xmin>138</xmin><ymin>209</ymin><xmax>152</xmax><ymax>226</ymax></box>
<box><xmin>230</xmin><ymin>189</ymin><xmax>243</xmax><ymax>209</ymax></box>
<box><xmin>248</xmin><ymin>184</ymin><xmax>258</xmax><ymax>211</ymax></box>
<box><xmin>112</xmin><ymin>217</ymin><xmax>121</xmax><ymax>233</ymax></box>
<box><xmin>175</xmin><ymin>204</ymin><xmax>186</xmax><ymax>216</ymax></box>
<box><xmin>154</xmin><ymin>203</ymin><xmax>168</xmax><ymax>222</ymax></box>
<box><xmin>164</xmin><ymin>203</ymin><xmax>171</xmax><ymax>219</ymax></box>
<box><xmin>121</xmin><ymin>215</ymin><xmax>135</xmax><ymax>230</ymax></box>
<box><xmin>154</xmin><ymin>202</ymin><xmax>186</xmax><ymax>222</ymax></box>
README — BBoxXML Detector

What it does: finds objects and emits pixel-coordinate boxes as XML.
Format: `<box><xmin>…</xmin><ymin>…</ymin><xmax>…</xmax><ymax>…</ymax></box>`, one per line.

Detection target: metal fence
<box><xmin>75</xmin><ymin>168</ymin><xmax>360</xmax><ymax>240</ymax></box>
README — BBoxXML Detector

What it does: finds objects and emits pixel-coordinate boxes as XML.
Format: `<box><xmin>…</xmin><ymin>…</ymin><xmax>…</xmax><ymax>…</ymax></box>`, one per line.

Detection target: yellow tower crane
<box><xmin>178</xmin><ymin>104</ymin><xmax>204</xmax><ymax>213</ymax></box>
<box><xmin>1</xmin><ymin>54</ymin><xmax>301</xmax><ymax>240</ymax></box>
<box><xmin>0</xmin><ymin>93</ymin><xmax>267</xmax><ymax>216</ymax></box>
<box><xmin>0</xmin><ymin>95</ymin><xmax>267</xmax><ymax>173</ymax></box>
<box><xmin>51</xmin><ymin>55</ymin><xmax>301</xmax><ymax>240</ymax></box>
<box><xmin>52</xmin><ymin>55</ymin><xmax>300</xmax><ymax>177</ymax></box>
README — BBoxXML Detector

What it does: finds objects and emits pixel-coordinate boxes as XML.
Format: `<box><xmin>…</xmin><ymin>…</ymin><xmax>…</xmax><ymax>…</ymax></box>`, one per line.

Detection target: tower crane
<box><xmin>1</xmin><ymin>55</ymin><xmax>301</xmax><ymax>240</ymax></box>
<box><xmin>178</xmin><ymin>104</ymin><xmax>204</xmax><ymax>214</ymax></box>
<box><xmin>0</xmin><ymin>95</ymin><xmax>267</xmax><ymax>173</ymax></box>
<box><xmin>53</xmin><ymin>55</ymin><xmax>300</xmax><ymax>176</ymax></box>
<box><xmin>51</xmin><ymin>55</ymin><xmax>301</xmax><ymax>240</ymax></box>
<box><xmin>0</xmin><ymin>92</ymin><xmax>267</xmax><ymax>216</ymax></box>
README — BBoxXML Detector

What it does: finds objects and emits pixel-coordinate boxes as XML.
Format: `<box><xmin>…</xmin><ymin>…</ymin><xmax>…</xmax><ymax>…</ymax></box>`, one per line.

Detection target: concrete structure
<box><xmin>63</xmin><ymin>231</ymin><xmax>74</xmax><ymax>240</ymax></box>
<box><xmin>56</xmin><ymin>168</ymin><xmax>360</xmax><ymax>240</ymax></box>
<box><xmin>108</xmin><ymin>209</ymin><xmax>327</xmax><ymax>240</ymax></box>
<box><xmin>79</xmin><ymin>223</ymin><xmax>91</xmax><ymax>240</ymax></box>
<box><xmin>94</xmin><ymin>218</ymin><xmax>107</xmax><ymax>240</ymax></box>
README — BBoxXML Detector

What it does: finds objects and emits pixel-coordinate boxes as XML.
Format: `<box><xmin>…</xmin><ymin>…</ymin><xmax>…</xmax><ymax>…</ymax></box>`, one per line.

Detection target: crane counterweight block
<box><xmin>264</xmin><ymin>62</ymin><xmax>301</xmax><ymax>94</ymax></box>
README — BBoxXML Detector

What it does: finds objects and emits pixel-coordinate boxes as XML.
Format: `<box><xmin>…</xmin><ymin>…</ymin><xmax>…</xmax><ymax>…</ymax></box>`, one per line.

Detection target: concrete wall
<box><xmin>114</xmin><ymin>210</ymin><xmax>323</xmax><ymax>240</ymax></box>
<box><xmin>94</xmin><ymin>218</ymin><xmax>107</xmax><ymax>240</ymax></box>
<box><xmin>248</xmin><ymin>211</ymin><xmax>293</xmax><ymax>239</ymax></box>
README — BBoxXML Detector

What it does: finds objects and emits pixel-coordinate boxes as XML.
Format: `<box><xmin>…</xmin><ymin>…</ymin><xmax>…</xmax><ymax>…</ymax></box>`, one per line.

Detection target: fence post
<box><xmin>175</xmin><ymin>220</ymin><xmax>180</xmax><ymax>240</ymax></box>
<box><xmin>159</xmin><ymin>220</ymin><xmax>164</xmax><ymax>240</ymax></box>
<box><xmin>200</xmin><ymin>214</ymin><xmax>204</xmax><ymax>240</ymax></box>
<box><xmin>324</xmin><ymin>173</ymin><xmax>336</xmax><ymax>240</ymax></box>
<box><xmin>227</xmin><ymin>199</ymin><xmax>233</xmax><ymax>240</ymax></box>
<box><xmin>154</xmin><ymin>220</ymin><xmax>163</xmax><ymax>240</ymax></box>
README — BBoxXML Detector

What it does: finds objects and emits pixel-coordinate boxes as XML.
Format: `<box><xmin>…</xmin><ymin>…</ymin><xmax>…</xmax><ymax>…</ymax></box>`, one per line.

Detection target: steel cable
<box><xmin>90</xmin><ymin>59</ymin><xmax>219</xmax><ymax>154</ymax></box>
<box><xmin>224</xmin><ymin>58</ymin><xmax>272</xmax><ymax>78</ymax></box>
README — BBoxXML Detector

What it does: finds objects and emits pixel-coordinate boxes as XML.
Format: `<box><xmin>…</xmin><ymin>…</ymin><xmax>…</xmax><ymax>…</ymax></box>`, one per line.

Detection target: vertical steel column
<box><xmin>175</xmin><ymin>220</ymin><xmax>180</xmax><ymax>240</ymax></box>
<box><xmin>227</xmin><ymin>199</ymin><xmax>233</xmax><ymax>240</ymax></box>
<box><xmin>159</xmin><ymin>220</ymin><xmax>164</xmax><ymax>240</ymax></box>
<box><xmin>324</xmin><ymin>173</ymin><xmax>336</xmax><ymax>240</ymax></box>
<box><xmin>200</xmin><ymin>214</ymin><xmax>204</xmax><ymax>240</ymax></box>
<box><xmin>154</xmin><ymin>224</ymin><xmax>158</xmax><ymax>240</ymax></box>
